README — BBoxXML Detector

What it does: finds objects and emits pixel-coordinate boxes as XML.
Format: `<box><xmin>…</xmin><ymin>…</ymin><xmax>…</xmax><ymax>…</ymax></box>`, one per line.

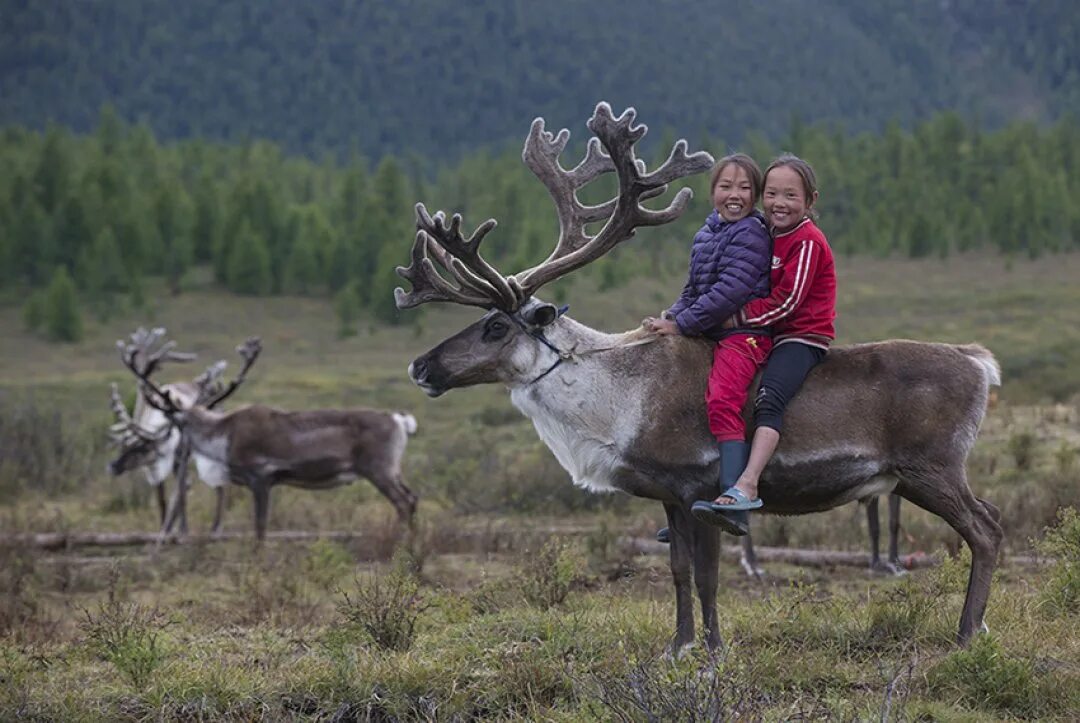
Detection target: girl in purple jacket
<box><xmin>644</xmin><ymin>153</ymin><xmax>772</xmax><ymax>536</ymax></box>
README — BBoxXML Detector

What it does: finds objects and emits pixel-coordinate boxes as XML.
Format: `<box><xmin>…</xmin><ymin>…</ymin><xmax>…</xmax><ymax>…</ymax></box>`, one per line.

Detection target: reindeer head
<box><xmin>115</xmin><ymin>328</ymin><xmax>262</xmax><ymax>442</ymax></box>
<box><xmin>106</xmin><ymin>382</ymin><xmax>175</xmax><ymax>475</ymax></box>
<box><xmin>397</xmin><ymin>103</ymin><xmax>713</xmax><ymax>395</ymax></box>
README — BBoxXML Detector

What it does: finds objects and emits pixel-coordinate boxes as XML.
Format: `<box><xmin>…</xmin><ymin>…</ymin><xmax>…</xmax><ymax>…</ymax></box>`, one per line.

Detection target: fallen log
<box><xmin>0</xmin><ymin>530</ymin><xmax>365</xmax><ymax>551</ymax></box>
<box><xmin>0</xmin><ymin>530</ymin><xmax>1049</xmax><ymax>569</ymax></box>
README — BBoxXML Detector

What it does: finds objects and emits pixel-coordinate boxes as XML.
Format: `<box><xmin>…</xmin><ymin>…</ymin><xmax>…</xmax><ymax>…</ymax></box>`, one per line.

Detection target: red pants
<box><xmin>706</xmin><ymin>334</ymin><xmax>772</xmax><ymax>442</ymax></box>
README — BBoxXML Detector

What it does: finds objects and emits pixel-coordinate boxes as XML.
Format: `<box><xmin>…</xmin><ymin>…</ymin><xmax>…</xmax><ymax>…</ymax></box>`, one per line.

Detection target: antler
<box><xmin>514</xmin><ymin>103</ymin><xmax>714</xmax><ymax>298</ymax></box>
<box><xmin>108</xmin><ymin>382</ymin><xmax>170</xmax><ymax>444</ymax></box>
<box><xmin>394</xmin><ymin>210</ymin><xmax>514</xmax><ymax>310</ymax></box>
<box><xmin>125</xmin><ymin>327</ymin><xmax>197</xmax><ymax>376</ymax></box>
<box><xmin>193</xmin><ymin>360</ymin><xmax>228</xmax><ymax>406</ymax></box>
<box><xmin>118</xmin><ymin>335</ymin><xmax>180</xmax><ymax>414</ymax></box>
<box><xmin>199</xmin><ymin>337</ymin><xmax>262</xmax><ymax>410</ymax></box>
<box><xmin>394</xmin><ymin>102</ymin><xmax>714</xmax><ymax>313</ymax></box>
<box><xmin>117</xmin><ymin>328</ymin><xmax>196</xmax><ymax>416</ymax></box>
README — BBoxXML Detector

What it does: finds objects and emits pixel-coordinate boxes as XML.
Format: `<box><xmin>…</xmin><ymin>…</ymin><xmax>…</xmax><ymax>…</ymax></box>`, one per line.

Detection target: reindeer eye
<box><xmin>484</xmin><ymin>318</ymin><xmax>509</xmax><ymax>341</ymax></box>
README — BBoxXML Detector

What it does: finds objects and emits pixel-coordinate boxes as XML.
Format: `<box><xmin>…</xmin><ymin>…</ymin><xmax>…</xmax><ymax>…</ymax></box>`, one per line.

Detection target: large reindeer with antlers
<box><xmin>396</xmin><ymin>102</ymin><xmax>1002</xmax><ymax>650</ymax></box>
<box><xmin>120</xmin><ymin>333</ymin><xmax>419</xmax><ymax>540</ymax></box>
<box><xmin>107</xmin><ymin>328</ymin><xmax>230</xmax><ymax>534</ymax></box>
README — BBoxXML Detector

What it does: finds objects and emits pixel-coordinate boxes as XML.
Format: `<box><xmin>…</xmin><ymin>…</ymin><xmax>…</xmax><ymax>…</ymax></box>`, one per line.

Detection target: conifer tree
<box><xmin>335</xmin><ymin>280</ymin><xmax>362</xmax><ymax>338</ymax></box>
<box><xmin>226</xmin><ymin>221</ymin><xmax>273</xmax><ymax>295</ymax></box>
<box><xmin>42</xmin><ymin>266</ymin><xmax>83</xmax><ymax>342</ymax></box>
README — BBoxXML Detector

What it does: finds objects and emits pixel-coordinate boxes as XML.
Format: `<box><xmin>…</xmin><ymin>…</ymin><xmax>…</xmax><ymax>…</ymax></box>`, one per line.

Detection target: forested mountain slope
<box><xmin>1</xmin><ymin>0</ymin><xmax>1076</xmax><ymax>158</ymax></box>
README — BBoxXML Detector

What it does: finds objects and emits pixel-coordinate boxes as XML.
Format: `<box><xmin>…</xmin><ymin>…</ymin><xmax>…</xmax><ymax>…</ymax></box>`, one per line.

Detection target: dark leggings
<box><xmin>753</xmin><ymin>342</ymin><xmax>827</xmax><ymax>432</ymax></box>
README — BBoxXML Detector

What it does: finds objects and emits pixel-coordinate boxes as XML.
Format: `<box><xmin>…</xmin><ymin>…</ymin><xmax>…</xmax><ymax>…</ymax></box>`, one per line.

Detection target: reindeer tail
<box><xmin>392</xmin><ymin>412</ymin><xmax>418</xmax><ymax>436</ymax></box>
<box><xmin>958</xmin><ymin>344</ymin><xmax>1001</xmax><ymax>387</ymax></box>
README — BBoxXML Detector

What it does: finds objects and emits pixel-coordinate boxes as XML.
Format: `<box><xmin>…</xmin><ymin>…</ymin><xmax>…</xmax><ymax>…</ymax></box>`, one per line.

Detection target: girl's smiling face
<box><xmin>712</xmin><ymin>163</ymin><xmax>754</xmax><ymax>222</ymax></box>
<box><xmin>763</xmin><ymin>165</ymin><xmax>817</xmax><ymax>232</ymax></box>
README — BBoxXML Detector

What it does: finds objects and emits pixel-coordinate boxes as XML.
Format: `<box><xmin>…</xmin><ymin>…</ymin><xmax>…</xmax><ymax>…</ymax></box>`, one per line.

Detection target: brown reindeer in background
<box><xmin>396</xmin><ymin>102</ymin><xmax>1002</xmax><ymax>650</ymax></box>
<box><xmin>120</xmin><ymin>334</ymin><xmax>419</xmax><ymax>540</ymax></box>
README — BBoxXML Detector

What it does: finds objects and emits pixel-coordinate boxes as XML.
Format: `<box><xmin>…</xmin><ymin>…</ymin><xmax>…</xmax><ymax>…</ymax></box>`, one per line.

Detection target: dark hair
<box><xmin>710</xmin><ymin>153</ymin><xmax>764</xmax><ymax>206</ymax></box>
<box><xmin>764</xmin><ymin>153</ymin><xmax>818</xmax><ymax>218</ymax></box>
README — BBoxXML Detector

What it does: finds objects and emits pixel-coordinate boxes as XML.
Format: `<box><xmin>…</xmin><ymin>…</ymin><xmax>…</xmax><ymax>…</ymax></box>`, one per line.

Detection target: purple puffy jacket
<box><xmin>666</xmin><ymin>209</ymin><xmax>771</xmax><ymax>340</ymax></box>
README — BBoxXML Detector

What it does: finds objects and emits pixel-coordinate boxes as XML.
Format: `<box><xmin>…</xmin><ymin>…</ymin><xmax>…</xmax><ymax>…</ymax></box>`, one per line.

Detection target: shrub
<box><xmin>0</xmin><ymin>535</ymin><xmax>41</xmax><ymax>638</ymax></box>
<box><xmin>0</xmin><ymin>392</ymin><xmax>103</xmax><ymax>496</ymax></box>
<box><xmin>583</xmin><ymin>648</ymin><xmax>768</xmax><ymax>722</ymax></box>
<box><xmin>863</xmin><ymin>577</ymin><xmax>943</xmax><ymax>649</ymax></box>
<box><xmin>1007</xmin><ymin>431</ymin><xmax>1037</xmax><ymax>470</ymax></box>
<box><xmin>79</xmin><ymin>572</ymin><xmax>170</xmax><ymax>690</ymax></box>
<box><xmin>927</xmin><ymin>634</ymin><xmax>1041</xmax><ymax>716</ymax></box>
<box><xmin>1036</xmin><ymin>506</ymin><xmax>1080</xmax><ymax>616</ymax></box>
<box><xmin>336</xmin><ymin>552</ymin><xmax>429</xmax><ymax>651</ymax></box>
<box><xmin>518</xmin><ymin>538</ymin><xmax>585</xmax><ymax>610</ymax></box>
<box><xmin>303</xmin><ymin>538</ymin><xmax>354</xmax><ymax>591</ymax></box>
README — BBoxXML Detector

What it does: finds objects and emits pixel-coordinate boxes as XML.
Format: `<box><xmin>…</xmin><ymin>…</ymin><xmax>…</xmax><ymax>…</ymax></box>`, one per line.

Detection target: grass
<box><xmin>2</xmin><ymin>252</ymin><xmax>1080</xmax><ymax>718</ymax></box>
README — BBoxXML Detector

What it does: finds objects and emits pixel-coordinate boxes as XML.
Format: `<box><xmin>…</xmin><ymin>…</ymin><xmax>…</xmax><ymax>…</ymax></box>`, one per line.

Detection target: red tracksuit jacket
<box><xmin>735</xmin><ymin>217</ymin><xmax>836</xmax><ymax>349</ymax></box>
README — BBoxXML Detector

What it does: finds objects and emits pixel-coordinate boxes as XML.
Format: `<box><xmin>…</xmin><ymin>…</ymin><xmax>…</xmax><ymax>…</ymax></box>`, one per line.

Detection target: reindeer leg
<box><xmin>394</xmin><ymin>475</ymin><xmax>419</xmax><ymax>526</ymax></box>
<box><xmin>211</xmin><ymin>487</ymin><xmax>225</xmax><ymax>534</ymax></box>
<box><xmin>866</xmin><ymin>496</ymin><xmax>884</xmax><ymax>572</ymax></box>
<box><xmin>739</xmin><ymin>533</ymin><xmax>763</xmax><ymax>579</ymax></box>
<box><xmin>691</xmin><ymin>518</ymin><xmax>722</xmax><ymax>651</ymax></box>
<box><xmin>896</xmin><ymin>466</ymin><xmax>1002</xmax><ymax>645</ymax></box>
<box><xmin>663</xmin><ymin>503</ymin><xmax>696</xmax><ymax>656</ymax></box>
<box><xmin>171</xmin><ymin>437</ymin><xmax>192</xmax><ymax>536</ymax></box>
<box><xmin>159</xmin><ymin>479</ymin><xmax>184</xmax><ymax>541</ymax></box>
<box><xmin>887</xmin><ymin>493</ymin><xmax>904</xmax><ymax>573</ymax></box>
<box><xmin>368</xmin><ymin>472</ymin><xmax>418</xmax><ymax>528</ymax></box>
<box><xmin>156</xmin><ymin>483</ymin><xmax>168</xmax><ymax>526</ymax></box>
<box><xmin>251</xmin><ymin>482</ymin><xmax>271</xmax><ymax>542</ymax></box>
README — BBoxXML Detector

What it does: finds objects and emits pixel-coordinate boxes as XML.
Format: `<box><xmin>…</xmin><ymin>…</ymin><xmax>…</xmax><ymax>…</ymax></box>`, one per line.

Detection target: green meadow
<box><xmin>2</xmin><ymin>252</ymin><xmax>1079</xmax><ymax>720</ymax></box>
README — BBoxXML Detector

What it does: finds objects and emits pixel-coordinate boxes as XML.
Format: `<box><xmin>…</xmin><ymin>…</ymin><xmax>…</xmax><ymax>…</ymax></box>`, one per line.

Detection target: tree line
<box><xmin>1</xmin><ymin>107</ymin><xmax>1078</xmax><ymax>341</ymax></box>
<box><xmin>2</xmin><ymin>0</ymin><xmax>1077</xmax><ymax>160</ymax></box>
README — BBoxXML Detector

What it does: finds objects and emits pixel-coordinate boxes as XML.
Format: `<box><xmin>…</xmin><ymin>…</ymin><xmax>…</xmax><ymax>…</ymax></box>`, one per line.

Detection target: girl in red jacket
<box><xmin>692</xmin><ymin>154</ymin><xmax>836</xmax><ymax>527</ymax></box>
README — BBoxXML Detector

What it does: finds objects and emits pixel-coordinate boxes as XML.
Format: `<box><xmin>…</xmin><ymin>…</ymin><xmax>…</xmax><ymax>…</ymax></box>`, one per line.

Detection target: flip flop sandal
<box><xmin>704</xmin><ymin>486</ymin><xmax>762</xmax><ymax>511</ymax></box>
<box><xmin>690</xmin><ymin>500</ymin><xmax>750</xmax><ymax>536</ymax></box>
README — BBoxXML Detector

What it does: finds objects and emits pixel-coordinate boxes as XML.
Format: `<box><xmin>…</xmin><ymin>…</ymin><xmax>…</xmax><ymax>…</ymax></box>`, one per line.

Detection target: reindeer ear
<box><xmin>523</xmin><ymin>303</ymin><xmax>559</xmax><ymax>328</ymax></box>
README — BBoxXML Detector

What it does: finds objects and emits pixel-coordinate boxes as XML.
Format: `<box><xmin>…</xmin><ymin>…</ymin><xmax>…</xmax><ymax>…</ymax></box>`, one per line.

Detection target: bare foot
<box><xmin>713</xmin><ymin>482</ymin><xmax>757</xmax><ymax>505</ymax></box>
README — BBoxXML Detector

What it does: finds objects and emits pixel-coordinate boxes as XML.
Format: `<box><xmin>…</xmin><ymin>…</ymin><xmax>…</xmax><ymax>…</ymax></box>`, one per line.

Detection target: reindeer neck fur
<box><xmin>180</xmin><ymin>406</ymin><xmax>232</xmax><ymax>466</ymax></box>
<box><xmin>508</xmin><ymin>315</ymin><xmax>675</xmax><ymax>495</ymax></box>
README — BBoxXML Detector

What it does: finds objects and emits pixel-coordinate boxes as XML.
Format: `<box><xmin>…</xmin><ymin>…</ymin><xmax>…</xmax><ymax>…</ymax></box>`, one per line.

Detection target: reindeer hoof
<box><xmin>739</xmin><ymin>558</ymin><xmax>765</xmax><ymax>579</ymax></box>
<box><xmin>870</xmin><ymin>560</ymin><xmax>908</xmax><ymax>576</ymax></box>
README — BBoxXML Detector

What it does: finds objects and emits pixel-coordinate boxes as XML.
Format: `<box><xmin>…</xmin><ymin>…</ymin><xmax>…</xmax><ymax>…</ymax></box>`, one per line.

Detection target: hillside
<box><xmin>1</xmin><ymin>0</ymin><xmax>1077</xmax><ymax>158</ymax></box>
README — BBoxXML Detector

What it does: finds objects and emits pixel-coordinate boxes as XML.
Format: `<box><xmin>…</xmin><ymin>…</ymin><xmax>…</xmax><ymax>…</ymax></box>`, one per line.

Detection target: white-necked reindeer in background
<box><xmin>120</xmin><ymin>333</ymin><xmax>419</xmax><ymax>540</ymax></box>
<box><xmin>396</xmin><ymin>102</ymin><xmax>1002</xmax><ymax>650</ymax></box>
<box><xmin>107</xmin><ymin>327</ymin><xmax>230</xmax><ymax>534</ymax></box>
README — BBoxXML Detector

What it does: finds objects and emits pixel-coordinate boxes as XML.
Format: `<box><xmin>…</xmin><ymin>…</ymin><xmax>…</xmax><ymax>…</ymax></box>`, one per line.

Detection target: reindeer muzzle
<box><xmin>408</xmin><ymin>357</ymin><xmax>447</xmax><ymax>397</ymax></box>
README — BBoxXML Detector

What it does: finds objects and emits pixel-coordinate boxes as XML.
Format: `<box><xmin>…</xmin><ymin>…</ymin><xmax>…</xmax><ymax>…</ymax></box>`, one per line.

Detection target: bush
<box><xmin>79</xmin><ymin>572</ymin><xmax>170</xmax><ymax>690</ymax></box>
<box><xmin>336</xmin><ymin>552</ymin><xmax>429</xmax><ymax>651</ymax></box>
<box><xmin>583</xmin><ymin>647</ymin><xmax>768</xmax><ymax>722</ymax></box>
<box><xmin>0</xmin><ymin>533</ymin><xmax>42</xmax><ymax>638</ymax></box>
<box><xmin>927</xmin><ymin>634</ymin><xmax>1041</xmax><ymax>716</ymax></box>
<box><xmin>1036</xmin><ymin>506</ymin><xmax>1080</xmax><ymax>616</ymax></box>
<box><xmin>518</xmin><ymin>538</ymin><xmax>585</xmax><ymax>610</ymax></box>
<box><xmin>863</xmin><ymin>577</ymin><xmax>943</xmax><ymax>649</ymax></box>
<box><xmin>1007</xmin><ymin>431</ymin><xmax>1037</xmax><ymax>470</ymax></box>
<box><xmin>303</xmin><ymin>539</ymin><xmax>354</xmax><ymax>591</ymax></box>
<box><xmin>0</xmin><ymin>392</ymin><xmax>102</xmax><ymax>496</ymax></box>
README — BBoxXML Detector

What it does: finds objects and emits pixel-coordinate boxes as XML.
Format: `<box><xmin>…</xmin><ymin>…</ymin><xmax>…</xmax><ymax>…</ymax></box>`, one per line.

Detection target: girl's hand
<box><xmin>646</xmin><ymin>318</ymin><xmax>680</xmax><ymax>335</ymax></box>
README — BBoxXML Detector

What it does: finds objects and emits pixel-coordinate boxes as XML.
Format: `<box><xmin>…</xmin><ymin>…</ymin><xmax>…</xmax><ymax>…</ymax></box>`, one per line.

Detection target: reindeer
<box><xmin>107</xmin><ymin>328</ymin><xmax>229</xmax><ymax>534</ymax></box>
<box><xmin>396</xmin><ymin>102</ymin><xmax>1003</xmax><ymax>650</ymax></box>
<box><xmin>120</xmin><ymin>334</ymin><xmax>420</xmax><ymax>540</ymax></box>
